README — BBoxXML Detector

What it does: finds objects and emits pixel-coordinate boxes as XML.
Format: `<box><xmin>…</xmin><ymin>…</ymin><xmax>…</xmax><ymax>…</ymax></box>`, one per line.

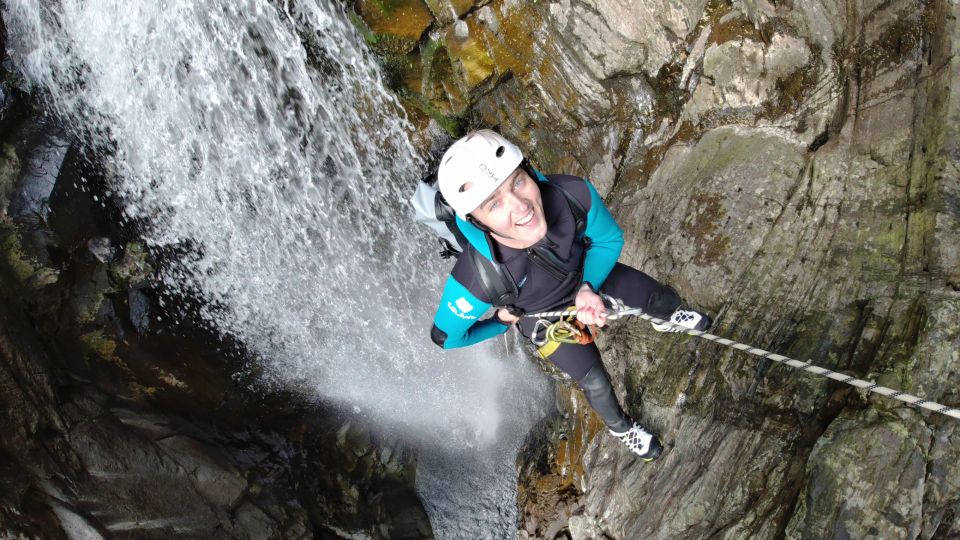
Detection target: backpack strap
<box><xmin>435</xmin><ymin>190</ymin><xmax>466</xmax><ymax>258</ymax></box>
<box><xmin>547</xmin><ymin>181</ymin><xmax>587</xmax><ymax>238</ymax></box>
<box><xmin>467</xmin><ymin>247</ymin><xmax>520</xmax><ymax>308</ymax></box>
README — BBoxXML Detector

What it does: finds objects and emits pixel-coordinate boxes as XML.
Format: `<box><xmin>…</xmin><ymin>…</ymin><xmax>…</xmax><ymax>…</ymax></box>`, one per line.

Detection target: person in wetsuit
<box><xmin>429</xmin><ymin>130</ymin><xmax>711</xmax><ymax>460</ymax></box>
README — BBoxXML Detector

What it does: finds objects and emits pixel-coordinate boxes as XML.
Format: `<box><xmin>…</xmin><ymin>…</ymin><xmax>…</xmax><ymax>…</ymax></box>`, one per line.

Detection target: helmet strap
<box><xmin>467</xmin><ymin>215</ymin><xmax>520</xmax><ymax>243</ymax></box>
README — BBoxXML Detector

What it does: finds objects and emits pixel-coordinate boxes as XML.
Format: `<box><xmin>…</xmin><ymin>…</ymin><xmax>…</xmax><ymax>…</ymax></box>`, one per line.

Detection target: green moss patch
<box><xmin>354</xmin><ymin>0</ymin><xmax>434</xmax><ymax>54</ymax></box>
<box><xmin>80</xmin><ymin>330</ymin><xmax>118</xmax><ymax>360</ymax></box>
<box><xmin>682</xmin><ymin>191</ymin><xmax>732</xmax><ymax>265</ymax></box>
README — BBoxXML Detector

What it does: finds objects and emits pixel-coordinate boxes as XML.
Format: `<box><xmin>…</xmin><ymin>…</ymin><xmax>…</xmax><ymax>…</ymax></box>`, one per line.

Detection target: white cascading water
<box><xmin>3</xmin><ymin>0</ymin><xmax>550</xmax><ymax>536</ymax></box>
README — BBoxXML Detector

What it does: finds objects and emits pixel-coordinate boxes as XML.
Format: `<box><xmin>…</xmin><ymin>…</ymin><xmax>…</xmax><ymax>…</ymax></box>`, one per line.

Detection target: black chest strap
<box><xmin>469</xmin><ymin>247</ymin><xmax>520</xmax><ymax>309</ymax></box>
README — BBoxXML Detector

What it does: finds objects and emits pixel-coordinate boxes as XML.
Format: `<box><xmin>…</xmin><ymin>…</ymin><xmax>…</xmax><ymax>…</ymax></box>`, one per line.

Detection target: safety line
<box><xmin>523</xmin><ymin>305</ymin><xmax>960</xmax><ymax>420</ymax></box>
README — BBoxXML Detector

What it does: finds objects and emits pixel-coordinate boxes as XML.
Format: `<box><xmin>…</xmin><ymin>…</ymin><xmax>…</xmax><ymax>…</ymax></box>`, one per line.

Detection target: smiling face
<box><xmin>469</xmin><ymin>168</ymin><xmax>547</xmax><ymax>249</ymax></box>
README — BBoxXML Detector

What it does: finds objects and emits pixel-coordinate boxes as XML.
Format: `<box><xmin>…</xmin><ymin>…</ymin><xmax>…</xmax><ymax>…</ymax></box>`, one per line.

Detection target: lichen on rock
<box><xmin>683</xmin><ymin>32</ymin><xmax>813</xmax><ymax>127</ymax></box>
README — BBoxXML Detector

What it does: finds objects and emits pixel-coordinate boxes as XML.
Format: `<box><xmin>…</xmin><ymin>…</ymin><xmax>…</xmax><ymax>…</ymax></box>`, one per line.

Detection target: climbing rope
<box><xmin>524</xmin><ymin>298</ymin><xmax>960</xmax><ymax>421</ymax></box>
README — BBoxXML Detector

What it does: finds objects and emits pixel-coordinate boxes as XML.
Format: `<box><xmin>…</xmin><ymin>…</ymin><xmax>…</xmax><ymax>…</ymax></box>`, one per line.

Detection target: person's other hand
<box><xmin>574</xmin><ymin>284</ymin><xmax>607</xmax><ymax>327</ymax></box>
<box><xmin>496</xmin><ymin>308</ymin><xmax>520</xmax><ymax>324</ymax></box>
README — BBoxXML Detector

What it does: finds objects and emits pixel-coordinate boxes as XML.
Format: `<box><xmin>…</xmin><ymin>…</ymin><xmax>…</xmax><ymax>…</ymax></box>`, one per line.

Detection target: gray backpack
<box><xmin>409</xmin><ymin>173</ymin><xmax>520</xmax><ymax>306</ymax></box>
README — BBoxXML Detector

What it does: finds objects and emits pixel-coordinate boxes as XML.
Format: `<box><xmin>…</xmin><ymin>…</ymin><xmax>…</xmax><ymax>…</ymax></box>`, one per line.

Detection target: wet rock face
<box><xmin>547</xmin><ymin>0</ymin><xmax>710</xmax><ymax>79</ymax></box>
<box><xmin>354</xmin><ymin>0</ymin><xmax>435</xmax><ymax>53</ymax></box>
<box><xmin>0</xmin><ymin>94</ymin><xmax>432</xmax><ymax>538</ymax></box>
<box><xmin>358</xmin><ymin>0</ymin><xmax>959</xmax><ymax>537</ymax></box>
<box><xmin>1</xmin><ymin>0</ymin><xmax>957</xmax><ymax>536</ymax></box>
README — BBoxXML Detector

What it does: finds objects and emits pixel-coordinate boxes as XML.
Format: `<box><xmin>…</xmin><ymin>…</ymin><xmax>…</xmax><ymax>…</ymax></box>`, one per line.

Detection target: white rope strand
<box><xmin>524</xmin><ymin>305</ymin><xmax>960</xmax><ymax>420</ymax></box>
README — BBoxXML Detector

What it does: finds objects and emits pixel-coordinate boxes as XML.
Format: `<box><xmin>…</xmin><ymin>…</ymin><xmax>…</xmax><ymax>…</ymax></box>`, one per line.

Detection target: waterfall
<box><xmin>3</xmin><ymin>0</ymin><xmax>550</xmax><ymax>536</ymax></box>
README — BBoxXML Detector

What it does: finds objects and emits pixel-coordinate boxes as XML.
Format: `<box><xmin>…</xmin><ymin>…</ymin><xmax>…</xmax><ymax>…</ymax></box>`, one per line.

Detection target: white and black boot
<box><xmin>609</xmin><ymin>422</ymin><xmax>663</xmax><ymax>461</ymax></box>
<box><xmin>651</xmin><ymin>308</ymin><xmax>711</xmax><ymax>333</ymax></box>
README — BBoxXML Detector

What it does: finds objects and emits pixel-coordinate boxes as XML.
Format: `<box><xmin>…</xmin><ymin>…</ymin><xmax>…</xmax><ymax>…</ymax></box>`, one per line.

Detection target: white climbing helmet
<box><xmin>436</xmin><ymin>129</ymin><xmax>525</xmax><ymax>218</ymax></box>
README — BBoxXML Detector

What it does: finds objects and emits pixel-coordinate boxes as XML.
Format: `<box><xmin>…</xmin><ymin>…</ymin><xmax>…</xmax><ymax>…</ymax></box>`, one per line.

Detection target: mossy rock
<box><xmin>443</xmin><ymin>1</ymin><xmax>542</xmax><ymax>90</ymax></box>
<box><xmin>397</xmin><ymin>89</ymin><xmax>465</xmax><ymax>137</ymax></box>
<box><xmin>354</xmin><ymin>0</ymin><xmax>434</xmax><ymax>54</ymax></box>
<box><xmin>0</xmin><ymin>225</ymin><xmax>36</xmax><ymax>286</ymax></box>
<box><xmin>0</xmin><ymin>143</ymin><xmax>18</xmax><ymax>211</ymax></box>
<box><xmin>423</xmin><ymin>0</ymin><xmax>477</xmax><ymax>22</ymax></box>
<box><xmin>80</xmin><ymin>330</ymin><xmax>118</xmax><ymax>361</ymax></box>
<box><xmin>444</xmin><ymin>17</ymin><xmax>496</xmax><ymax>89</ymax></box>
<box><xmin>108</xmin><ymin>241</ymin><xmax>152</xmax><ymax>286</ymax></box>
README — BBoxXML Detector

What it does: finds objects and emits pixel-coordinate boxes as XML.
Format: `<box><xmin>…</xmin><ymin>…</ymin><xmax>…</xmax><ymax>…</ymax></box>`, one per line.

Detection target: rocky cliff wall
<box><xmin>355</xmin><ymin>0</ymin><xmax>960</xmax><ymax>538</ymax></box>
<box><xmin>1</xmin><ymin>0</ymin><xmax>958</xmax><ymax>537</ymax></box>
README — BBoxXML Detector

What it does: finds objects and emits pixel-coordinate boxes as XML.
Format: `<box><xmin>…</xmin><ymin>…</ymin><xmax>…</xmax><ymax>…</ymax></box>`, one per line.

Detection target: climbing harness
<box><xmin>530</xmin><ymin>308</ymin><xmax>596</xmax><ymax>359</ymax></box>
<box><xmin>524</xmin><ymin>296</ymin><xmax>960</xmax><ymax>421</ymax></box>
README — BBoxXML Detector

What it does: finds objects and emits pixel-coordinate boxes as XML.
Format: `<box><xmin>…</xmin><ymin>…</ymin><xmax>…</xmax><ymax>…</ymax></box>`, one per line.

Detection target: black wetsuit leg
<box><xmin>549</xmin><ymin>341</ymin><xmax>632</xmax><ymax>432</ymax></box>
<box><xmin>518</xmin><ymin>315</ymin><xmax>632</xmax><ymax>432</ymax></box>
<box><xmin>579</xmin><ymin>362</ymin><xmax>633</xmax><ymax>432</ymax></box>
<box><xmin>600</xmin><ymin>263</ymin><xmax>681</xmax><ymax>318</ymax></box>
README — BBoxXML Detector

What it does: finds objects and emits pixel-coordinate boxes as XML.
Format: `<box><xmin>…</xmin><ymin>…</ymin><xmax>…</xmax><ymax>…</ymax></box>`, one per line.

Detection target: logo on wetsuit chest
<box><xmin>448</xmin><ymin>297</ymin><xmax>478</xmax><ymax>320</ymax></box>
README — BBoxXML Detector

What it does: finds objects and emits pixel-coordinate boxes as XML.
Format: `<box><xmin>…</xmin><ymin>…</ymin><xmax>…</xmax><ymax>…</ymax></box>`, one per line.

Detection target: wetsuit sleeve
<box><xmin>581</xmin><ymin>179</ymin><xmax>624</xmax><ymax>290</ymax></box>
<box><xmin>431</xmin><ymin>275</ymin><xmax>509</xmax><ymax>349</ymax></box>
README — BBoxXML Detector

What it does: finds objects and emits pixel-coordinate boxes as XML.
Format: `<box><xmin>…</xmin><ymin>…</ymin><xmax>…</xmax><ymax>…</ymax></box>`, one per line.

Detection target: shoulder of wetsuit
<box><xmin>542</xmin><ymin>175</ymin><xmax>589</xmax><ymax>235</ymax></box>
<box><xmin>466</xmin><ymin>243</ymin><xmax>519</xmax><ymax>308</ymax></box>
<box><xmin>449</xmin><ymin>213</ymin><xmax>522</xmax><ymax>309</ymax></box>
<box><xmin>543</xmin><ymin>174</ymin><xmax>591</xmax><ymax>213</ymax></box>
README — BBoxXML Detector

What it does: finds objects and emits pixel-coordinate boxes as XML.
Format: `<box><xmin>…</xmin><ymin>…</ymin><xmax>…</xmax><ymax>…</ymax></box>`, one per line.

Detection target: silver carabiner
<box><xmin>531</xmin><ymin>318</ymin><xmax>551</xmax><ymax>346</ymax></box>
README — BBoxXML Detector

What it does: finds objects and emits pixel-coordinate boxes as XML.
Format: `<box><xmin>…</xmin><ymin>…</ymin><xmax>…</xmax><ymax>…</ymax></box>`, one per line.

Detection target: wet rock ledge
<box><xmin>354</xmin><ymin>0</ymin><xmax>960</xmax><ymax>538</ymax></box>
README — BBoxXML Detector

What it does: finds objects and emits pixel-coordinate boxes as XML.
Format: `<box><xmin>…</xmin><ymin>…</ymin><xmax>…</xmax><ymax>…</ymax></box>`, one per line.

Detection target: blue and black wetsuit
<box><xmin>430</xmin><ymin>173</ymin><xmax>681</xmax><ymax>432</ymax></box>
